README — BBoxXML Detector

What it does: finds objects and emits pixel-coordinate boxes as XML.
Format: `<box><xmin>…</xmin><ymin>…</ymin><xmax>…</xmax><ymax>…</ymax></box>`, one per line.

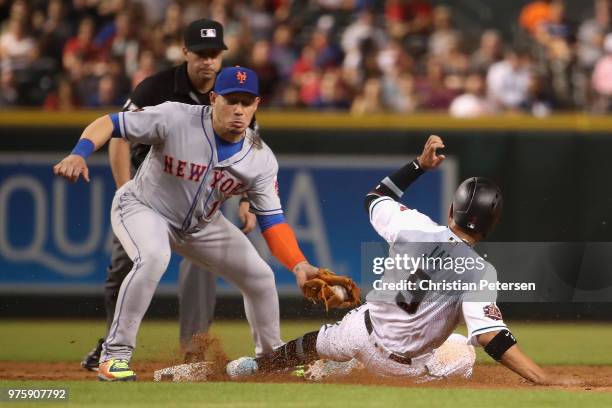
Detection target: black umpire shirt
<box><xmin>122</xmin><ymin>62</ymin><xmax>211</xmax><ymax>169</ymax></box>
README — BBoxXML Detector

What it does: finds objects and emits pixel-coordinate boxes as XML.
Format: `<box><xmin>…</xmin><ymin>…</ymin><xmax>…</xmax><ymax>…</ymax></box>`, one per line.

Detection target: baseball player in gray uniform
<box><xmin>227</xmin><ymin>136</ymin><xmax>573</xmax><ymax>385</ymax></box>
<box><xmin>54</xmin><ymin>66</ymin><xmax>319</xmax><ymax>381</ymax></box>
<box><xmin>81</xmin><ymin>18</ymin><xmax>254</xmax><ymax>371</ymax></box>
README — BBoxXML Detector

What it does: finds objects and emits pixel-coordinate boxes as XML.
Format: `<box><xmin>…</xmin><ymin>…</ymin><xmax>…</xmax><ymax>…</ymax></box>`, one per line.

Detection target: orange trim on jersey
<box><xmin>262</xmin><ymin>223</ymin><xmax>307</xmax><ymax>271</ymax></box>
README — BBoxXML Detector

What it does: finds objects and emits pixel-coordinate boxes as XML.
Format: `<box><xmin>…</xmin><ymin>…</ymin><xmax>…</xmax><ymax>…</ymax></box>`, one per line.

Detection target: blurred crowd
<box><xmin>1</xmin><ymin>0</ymin><xmax>611</xmax><ymax>115</ymax></box>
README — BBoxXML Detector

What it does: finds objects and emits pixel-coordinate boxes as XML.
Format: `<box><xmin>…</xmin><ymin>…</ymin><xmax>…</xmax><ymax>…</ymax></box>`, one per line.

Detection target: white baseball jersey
<box><xmin>113</xmin><ymin>102</ymin><xmax>282</xmax><ymax>231</ymax></box>
<box><xmin>365</xmin><ymin>196</ymin><xmax>508</xmax><ymax>357</ymax></box>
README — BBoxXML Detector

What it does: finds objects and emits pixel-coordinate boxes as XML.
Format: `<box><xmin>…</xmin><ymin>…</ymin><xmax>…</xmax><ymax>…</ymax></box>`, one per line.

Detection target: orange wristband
<box><xmin>262</xmin><ymin>223</ymin><xmax>306</xmax><ymax>271</ymax></box>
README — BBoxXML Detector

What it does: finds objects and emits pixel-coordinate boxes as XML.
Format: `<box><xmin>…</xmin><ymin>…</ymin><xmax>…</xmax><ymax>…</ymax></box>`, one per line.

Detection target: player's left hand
<box><xmin>417</xmin><ymin>135</ymin><xmax>446</xmax><ymax>171</ymax></box>
<box><xmin>540</xmin><ymin>374</ymin><xmax>583</xmax><ymax>387</ymax></box>
<box><xmin>293</xmin><ymin>261</ymin><xmax>320</xmax><ymax>289</ymax></box>
<box><xmin>302</xmin><ymin>268</ymin><xmax>361</xmax><ymax>311</ymax></box>
<box><xmin>238</xmin><ymin>198</ymin><xmax>256</xmax><ymax>233</ymax></box>
<box><xmin>53</xmin><ymin>154</ymin><xmax>90</xmax><ymax>183</ymax></box>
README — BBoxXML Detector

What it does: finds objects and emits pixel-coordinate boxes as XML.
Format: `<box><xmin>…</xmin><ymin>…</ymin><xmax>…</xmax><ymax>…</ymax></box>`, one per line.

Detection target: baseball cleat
<box><xmin>292</xmin><ymin>365</ymin><xmax>306</xmax><ymax>378</ymax></box>
<box><xmin>97</xmin><ymin>359</ymin><xmax>137</xmax><ymax>382</ymax></box>
<box><xmin>226</xmin><ymin>357</ymin><xmax>258</xmax><ymax>379</ymax></box>
<box><xmin>81</xmin><ymin>338</ymin><xmax>104</xmax><ymax>371</ymax></box>
<box><xmin>292</xmin><ymin>359</ymin><xmax>362</xmax><ymax>381</ymax></box>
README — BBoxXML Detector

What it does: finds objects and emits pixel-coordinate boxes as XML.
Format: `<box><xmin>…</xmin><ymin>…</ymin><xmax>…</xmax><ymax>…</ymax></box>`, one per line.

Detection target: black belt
<box><xmin>363</xmin><ymin>310</ymin><xmax>412</xmax><ymax>365</ymax></box>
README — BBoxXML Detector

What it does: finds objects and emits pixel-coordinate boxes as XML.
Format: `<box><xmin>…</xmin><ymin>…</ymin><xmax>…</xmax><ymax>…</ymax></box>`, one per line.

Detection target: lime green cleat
<box><xmin>97</xmin><ymin>359</ymin><xmax>137</xmax><ymax>382</ymax></box>
<box><xmin>292</xmin><ymin>365</ymin><xmax>306</xmax><ymax>378</ymax></box>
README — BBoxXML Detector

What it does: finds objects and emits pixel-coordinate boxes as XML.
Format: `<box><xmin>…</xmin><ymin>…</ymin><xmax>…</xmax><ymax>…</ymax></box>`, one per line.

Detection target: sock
<box><xmin>255</xmin><ymin>331</ymin><xmax>319</xmax><ymax>372</ymax></box>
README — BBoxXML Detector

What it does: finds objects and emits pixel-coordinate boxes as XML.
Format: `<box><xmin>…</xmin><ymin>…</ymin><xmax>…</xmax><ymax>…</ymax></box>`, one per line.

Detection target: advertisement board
<box><xmin>0</xmin><ymin>154</ymin><xmax>455</xmax><ymax>294</ymax></box>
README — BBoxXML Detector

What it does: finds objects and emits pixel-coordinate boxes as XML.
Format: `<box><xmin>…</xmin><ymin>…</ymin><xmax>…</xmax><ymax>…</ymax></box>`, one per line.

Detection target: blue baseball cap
<box><xmin>214</xmin><ymin>66</ymin><xmax>259</xmax><ymax>96</ymax></box>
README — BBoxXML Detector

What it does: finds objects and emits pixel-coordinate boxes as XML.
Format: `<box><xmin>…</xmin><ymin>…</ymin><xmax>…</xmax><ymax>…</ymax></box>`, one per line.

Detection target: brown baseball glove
<box><xmin>302</xmin><ymin>268</ymin><xmax>361</xmax><ymax>311</ymax></box>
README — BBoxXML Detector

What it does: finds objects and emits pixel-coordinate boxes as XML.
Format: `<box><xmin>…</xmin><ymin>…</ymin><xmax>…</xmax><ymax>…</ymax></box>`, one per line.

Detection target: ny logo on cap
<box><xmin>201</xmin><ymin>28</ymin><xmax>217</xmax><ymax>38</ymax></box>
<box><xmin>236</xmin><ymin>71</ymin><xmax>247</xmax><ymax>84</ymax></box>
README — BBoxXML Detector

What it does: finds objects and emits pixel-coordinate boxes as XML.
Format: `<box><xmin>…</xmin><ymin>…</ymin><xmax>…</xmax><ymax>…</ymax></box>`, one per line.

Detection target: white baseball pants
<box><xmin>316</xmin><ymin>304</ymin><xmax>475</xmax><ymax>379</ymax></box>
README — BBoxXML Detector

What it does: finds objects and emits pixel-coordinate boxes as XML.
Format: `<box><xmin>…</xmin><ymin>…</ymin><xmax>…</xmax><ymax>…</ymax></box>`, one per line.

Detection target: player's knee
<box><xmin>427</xmin><ymin>334</ymin><xmax>475</xmax><ymax>379</ymax></box>
<box><xmin>138</xmin><ymin>247</ymin><xmax>171</xmax><ymax>276</ymax></box>
<box><xmin>241</xmin><ymin>265</ymin><xmax>276</xmax><ymax>295</ymax></box>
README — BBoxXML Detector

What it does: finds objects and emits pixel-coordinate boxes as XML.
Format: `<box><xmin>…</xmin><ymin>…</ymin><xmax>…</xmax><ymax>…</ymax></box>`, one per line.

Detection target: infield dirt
<box><xmin>3</xmin><ymin>321</ymin><xmax>611</xmax><ymax>396</ymax></box>
<box><xmin>2</xmin><ymin>361</ymin><xmax>611</xmax><ymax>393</ymax></box>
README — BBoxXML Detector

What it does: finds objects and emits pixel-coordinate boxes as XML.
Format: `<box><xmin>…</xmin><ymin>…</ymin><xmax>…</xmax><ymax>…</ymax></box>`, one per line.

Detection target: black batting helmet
<box><xmin>451</xmin><ymin>177</ymin><xmax>503</xmax><ymax>237</ymax></box>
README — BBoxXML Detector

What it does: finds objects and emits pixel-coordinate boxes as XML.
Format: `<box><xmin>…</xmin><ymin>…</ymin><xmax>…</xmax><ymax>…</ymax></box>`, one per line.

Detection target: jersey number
<box><xmin>396</xmin><ymin>268</ymin><xmax>431</xmax><ymax>314</ymax></box>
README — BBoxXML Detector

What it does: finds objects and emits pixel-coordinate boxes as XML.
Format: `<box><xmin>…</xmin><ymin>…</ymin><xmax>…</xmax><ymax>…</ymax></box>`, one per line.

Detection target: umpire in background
<box><xmin>81</xmin><ymin>18</ymin><xmax>256</xmax><ymax>370</ymax></box>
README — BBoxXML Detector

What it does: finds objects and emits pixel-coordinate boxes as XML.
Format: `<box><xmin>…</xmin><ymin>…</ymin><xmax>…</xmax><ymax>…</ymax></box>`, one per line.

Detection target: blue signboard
<box><xmin>0</xmin><ymin>154</ymin><xmax>455</xmax><ymax>294</ymax></box>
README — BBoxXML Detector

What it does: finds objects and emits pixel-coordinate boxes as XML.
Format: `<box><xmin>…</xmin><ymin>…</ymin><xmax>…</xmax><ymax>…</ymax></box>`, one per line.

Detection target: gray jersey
<box><xmin>366</xmin><ymin>196</ymin><xmax>507</xmax><ymax>357</ymax></box>
<box><xmin>114</xmin><ymin>102</ymin><xmax>282</xmax><ymax>231</ymax></box>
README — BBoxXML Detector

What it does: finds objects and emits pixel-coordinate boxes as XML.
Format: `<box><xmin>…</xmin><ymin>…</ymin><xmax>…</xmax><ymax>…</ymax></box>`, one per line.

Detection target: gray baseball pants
<box><xmin>105</xmin><ymin>236</ymin><xmax>216</xmax><ymax>348</ymax></box>
<box><xmin>101</xmin><ymin>187</ymin><xmax>283</xmax><ymax>362</ymax></box>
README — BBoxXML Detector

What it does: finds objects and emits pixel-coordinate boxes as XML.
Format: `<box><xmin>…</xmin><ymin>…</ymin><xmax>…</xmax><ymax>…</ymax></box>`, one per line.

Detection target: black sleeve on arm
<box><xmin>484</xmin><ymin>330</ymin><xmax>517</xmax><ymax>361</ymax></box>
<box><xmin>364</xmin><ymin>158</ymin><xmax>425</xmax><ymax>213</ymax></box>
<box><xmin>364</xmin><ymin>184</ymin><xmax>397</xmax><ymax>213</ymax></box>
